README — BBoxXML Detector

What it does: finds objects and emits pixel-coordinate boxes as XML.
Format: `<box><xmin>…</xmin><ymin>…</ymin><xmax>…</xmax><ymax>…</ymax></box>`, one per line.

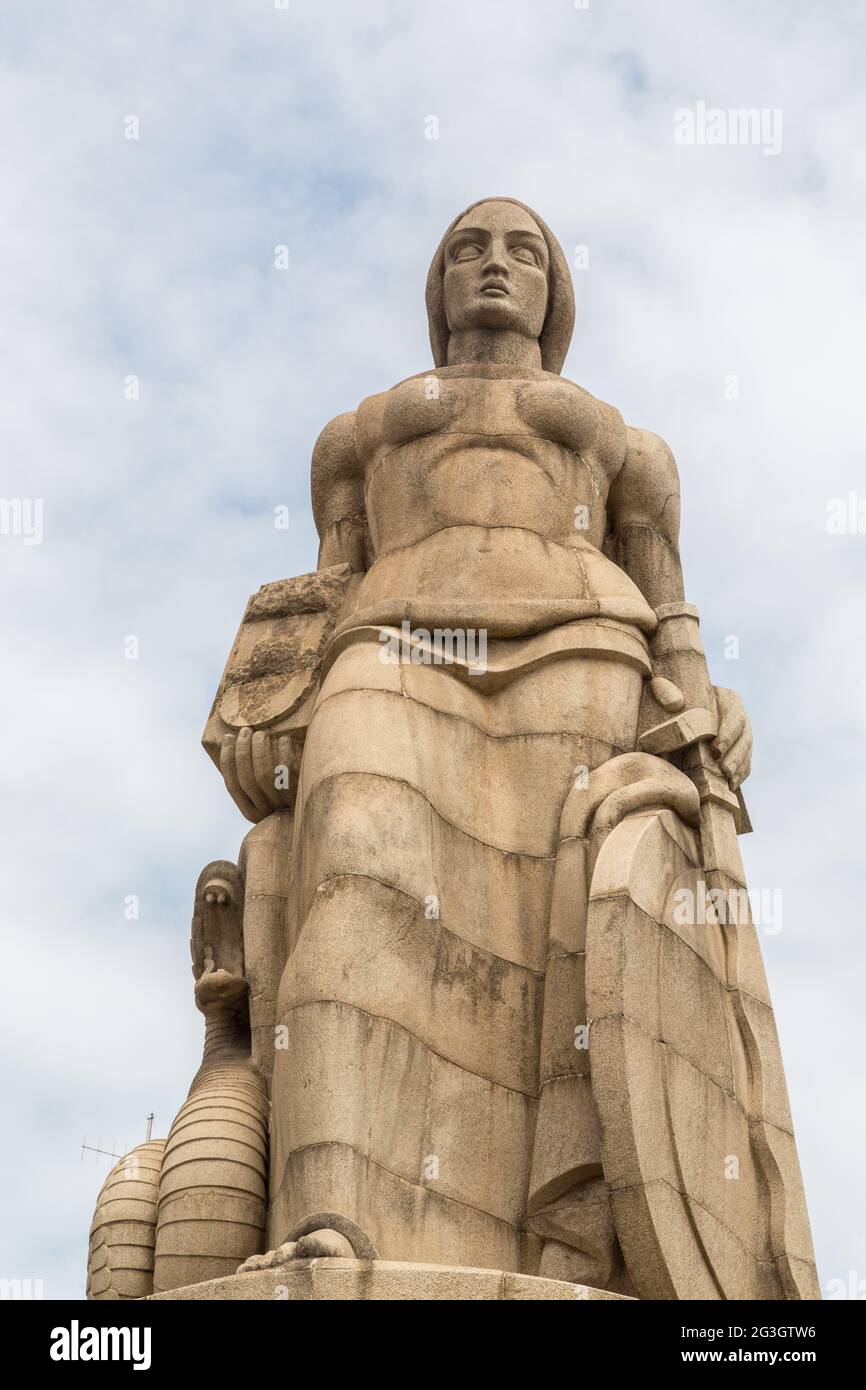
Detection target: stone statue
<box><xmin>88</xmin><ymin>198</ymin><xmax>819</xmax><ymax>1301</ymax></box>
<box><xmin>88</xmin><ymin>859</ymin><xmax>269</xmax><ymax>1297</ymax></box>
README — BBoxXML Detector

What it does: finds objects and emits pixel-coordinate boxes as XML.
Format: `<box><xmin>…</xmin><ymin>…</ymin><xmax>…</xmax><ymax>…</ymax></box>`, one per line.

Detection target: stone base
<box><xmin>149</xmin><ymin>1258</ymin><xmax>631</xmax><ymax>1301</ymax></box>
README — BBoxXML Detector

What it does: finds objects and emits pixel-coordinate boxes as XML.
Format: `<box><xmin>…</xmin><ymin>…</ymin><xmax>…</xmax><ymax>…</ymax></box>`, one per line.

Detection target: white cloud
<box><xmin>1</xmin><ymin>0</ymin><xmax>863</xmax><ymax>1296</ymax></box>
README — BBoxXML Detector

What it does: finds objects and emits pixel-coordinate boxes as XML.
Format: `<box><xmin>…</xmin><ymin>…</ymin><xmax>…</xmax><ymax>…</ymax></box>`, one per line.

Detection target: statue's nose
<box><xmin>481</xmin><ymin>240</ymin><xmax>509</xmax><ymax>276</ymax></box>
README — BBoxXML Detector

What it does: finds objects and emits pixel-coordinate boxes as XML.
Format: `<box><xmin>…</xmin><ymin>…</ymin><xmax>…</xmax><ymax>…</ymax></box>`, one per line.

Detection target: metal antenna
<box><xmin>80</xmin><ymin>1135</ymin><xmax>125</xmax><ymax>1164</ymax></box>
<box><xmin>80</xmin><ymin>1113</ymin><xmax>153</xmax><ymax>1164</ymax></box>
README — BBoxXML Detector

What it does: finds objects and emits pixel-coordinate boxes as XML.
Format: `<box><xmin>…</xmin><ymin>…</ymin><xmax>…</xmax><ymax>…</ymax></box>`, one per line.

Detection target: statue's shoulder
<box><xmin>314</xmin><ymin>407</ymin><xmax>357</xmax><ymax>443</ymax></box>
<box><xmin>311</xmin><ymin>411</ymin><xmax>362</xmax><ymax>500</ymax></box>
<box><xmin>314</xmin><ymin>372</ymin><xmax>432</xmax><ymax>466</ymax></box>
<box><xmin>608</xmin><ymin>424</ymin><xmax>681</xmax><ymax>537</ymax></box>
<box><xmin>623</xmin><ymin>424</ymin><xmax>679</xmax><ymax>480</ymax></box>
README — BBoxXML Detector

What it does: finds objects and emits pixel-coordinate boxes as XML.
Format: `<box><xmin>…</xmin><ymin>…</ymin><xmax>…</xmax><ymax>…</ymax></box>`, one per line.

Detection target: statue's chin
<box><xmin>467</xmin><ymin>299</ymin><xmax>518</xmax><ymax>330</ymax></box>
<box><xmin>194</xmin><ymin>969</ymin><xmax>249</xmax><ymax>1009</ymax></box>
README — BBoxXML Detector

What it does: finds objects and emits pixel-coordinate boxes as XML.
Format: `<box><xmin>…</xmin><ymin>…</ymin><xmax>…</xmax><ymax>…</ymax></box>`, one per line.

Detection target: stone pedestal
<box><xmin>148</xmin><ymin>1258</ymin><xmax>631</xmax><ymax>1302</ymax></box>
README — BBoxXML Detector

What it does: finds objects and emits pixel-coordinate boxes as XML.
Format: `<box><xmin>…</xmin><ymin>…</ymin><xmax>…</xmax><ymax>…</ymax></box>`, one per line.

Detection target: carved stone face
<box><xmin>191</xmin><ymin>860</ymin><xmax>244</xmax><ymax>983</ymax></box>
<box><xmin>442</xmin><ymin>200</ymin><xmax>549</xmax><ymax>341</ymax></box>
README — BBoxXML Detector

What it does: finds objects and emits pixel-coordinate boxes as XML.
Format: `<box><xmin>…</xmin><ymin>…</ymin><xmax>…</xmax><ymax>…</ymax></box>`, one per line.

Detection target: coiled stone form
<box><xmin>86</xmin><ymin>858</ymin><xmax>269</xmax><ymax>1298</ymax></box>
<box><xmin>86</xmin><ymin>1139</ymin><xmax>166</xmax><ymax>1299</ymax></box>
<box><xmin>152</xmin><ymin>988</ymin><xmax>269</xmax><ymax>1293</ymax></box>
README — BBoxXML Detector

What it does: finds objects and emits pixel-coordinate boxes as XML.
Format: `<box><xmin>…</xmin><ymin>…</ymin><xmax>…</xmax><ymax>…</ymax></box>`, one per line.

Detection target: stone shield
<box><xmin>585</xmin><ymin>807</ymin><xmax>820</xmax><ymax>1300</ymax></box>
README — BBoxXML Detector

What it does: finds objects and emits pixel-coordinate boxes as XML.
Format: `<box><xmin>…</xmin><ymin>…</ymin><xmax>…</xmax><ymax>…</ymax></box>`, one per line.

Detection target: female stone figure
<box><xmin>94</xmin><ymin>196</ymin><xmax>815</xmax><ymax>1300</ymax></box>
<box><xmin>215</xmin><ymin>198</ymin><xmax>815</xmax><ymax>1300</ymax></box>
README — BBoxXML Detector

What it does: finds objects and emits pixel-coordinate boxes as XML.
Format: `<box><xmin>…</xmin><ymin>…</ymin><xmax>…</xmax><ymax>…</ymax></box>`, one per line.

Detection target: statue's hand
<box><xmin>219</xmin><ymin>726</ymin><xmax>299</xmax><ymax>822</ymax></box>
<box><xmin>712</xmin><ymin>687</ymin><xmax>752</xmax><ymax>791</ymax></box>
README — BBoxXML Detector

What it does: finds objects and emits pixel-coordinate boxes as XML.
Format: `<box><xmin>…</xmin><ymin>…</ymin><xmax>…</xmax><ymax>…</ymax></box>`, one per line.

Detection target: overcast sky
<box><xmin>1</xmin><ymin>0</ymin><xmax>864</xmax><ymax>1300</ymax></box>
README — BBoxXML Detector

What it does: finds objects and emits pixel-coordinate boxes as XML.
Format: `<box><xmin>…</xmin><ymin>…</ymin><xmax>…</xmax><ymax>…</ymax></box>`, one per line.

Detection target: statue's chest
<box><xmin>358</xmin><ymin>374</ymin><xmax>606</xmax><ymax>463</ymax></box>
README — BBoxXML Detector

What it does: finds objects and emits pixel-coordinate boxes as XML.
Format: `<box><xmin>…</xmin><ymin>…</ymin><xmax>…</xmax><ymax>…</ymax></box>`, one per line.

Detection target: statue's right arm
<box><xmin>211</xmin><ymin>412</ymin><xmax>366</xmax><ymax>825</ymax></box>
<box><xmin>311</xmin><ymin>410</ymin><xmax>368</xmax><ymax>572</ymax></box>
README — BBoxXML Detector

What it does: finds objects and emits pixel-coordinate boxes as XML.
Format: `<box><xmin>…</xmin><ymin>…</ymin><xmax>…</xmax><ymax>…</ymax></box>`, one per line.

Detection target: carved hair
<box><xmin>425</xmin><ymin>197</ymin><xmax>575</xmax><ymax>374</ymax></box>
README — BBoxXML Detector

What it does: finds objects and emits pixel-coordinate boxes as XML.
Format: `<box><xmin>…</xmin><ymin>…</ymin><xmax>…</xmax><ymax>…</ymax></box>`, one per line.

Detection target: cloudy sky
<box><xmin>1</xmin><ymin>0</ymin><xmax>864</xmax><ymax>1299</ymax></box>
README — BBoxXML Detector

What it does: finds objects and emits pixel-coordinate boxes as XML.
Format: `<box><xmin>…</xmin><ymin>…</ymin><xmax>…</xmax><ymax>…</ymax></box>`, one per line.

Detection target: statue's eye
<box><xmin>512</xmin><ymin>244</ymin><xmax>539</xmax><ymax>266</ymax></box>
<box><xmin>452</xmin><ymin>241</ymin><xmax>483</xmax><ymax>262</ymax></box>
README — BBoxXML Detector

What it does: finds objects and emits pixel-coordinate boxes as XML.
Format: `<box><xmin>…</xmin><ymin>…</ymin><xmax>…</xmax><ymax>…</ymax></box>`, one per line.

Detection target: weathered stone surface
<box><xmin>86</xmin><ymin>1142</ymin><xmax>166</xmax><ymax>1301</ymax></box>
<box><xmin>86</xmin><ymin>198</ymin><xmax>816</xmax><ymax>1303</ymax></box>
<box><xmin>149</xmin><ymin>1259</ymin><xmax>631</xmax><ymax>1301</ymax></box>
<box><xmin>152</xmin><ymin>863</ymin><xmax>270</xmax><ymax>1294</ymax></box>
<box><xmin>586</xmin><ymin>803</ymin><xmax>817</xmax><ymax>1300</ymax></box>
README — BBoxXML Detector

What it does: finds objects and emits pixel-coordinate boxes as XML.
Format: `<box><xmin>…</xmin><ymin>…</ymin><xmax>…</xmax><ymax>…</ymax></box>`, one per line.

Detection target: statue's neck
<box><xmin>200</xmin><ymin>1003</ymin><xmax>249</xmax><ymax>1064</ymax></box>
<box><xmin>188</xmin><ymin>1000</ymin><xmax>261</xmax><ymax>1100</ymax></box>
<box><xmin>446</xmin><ymin>329</ymin><xmax>542</xmax><ymax>371</ymax></box>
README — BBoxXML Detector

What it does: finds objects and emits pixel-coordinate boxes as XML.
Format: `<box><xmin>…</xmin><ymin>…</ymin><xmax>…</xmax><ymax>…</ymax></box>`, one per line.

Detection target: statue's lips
<box><xmin>479</xmin><ymin>283</ymin><xmax>509</xmax><ymax>297</ymax></box>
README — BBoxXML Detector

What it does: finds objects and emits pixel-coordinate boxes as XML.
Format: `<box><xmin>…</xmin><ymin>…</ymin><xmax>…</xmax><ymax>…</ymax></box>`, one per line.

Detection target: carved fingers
<box><xmin>220</xmin><ymin>734</ymin><xmax>259</xmax><ymax>820</ymax></box>
<box><xmin>237</xmin><ymin>1241</ymin><xmax>298</xmax><ymax>1273</ymax></box>
<box><xmin>712</xmin><ymin>687</ymin><xmax>752</xmax><ymax>791</ymax></box>
<box><xmin>220</xmin><ymin>727</ymin><xmax>299</xmax><ymax>823</ymax></box>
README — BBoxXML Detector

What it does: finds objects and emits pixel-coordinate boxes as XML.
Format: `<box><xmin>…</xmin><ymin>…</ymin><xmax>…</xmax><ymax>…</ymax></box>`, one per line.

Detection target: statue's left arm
<box><xmin>606</xmin><ymin>425</ymin><xmax>751</xmax><ymax>790</ymax></box>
